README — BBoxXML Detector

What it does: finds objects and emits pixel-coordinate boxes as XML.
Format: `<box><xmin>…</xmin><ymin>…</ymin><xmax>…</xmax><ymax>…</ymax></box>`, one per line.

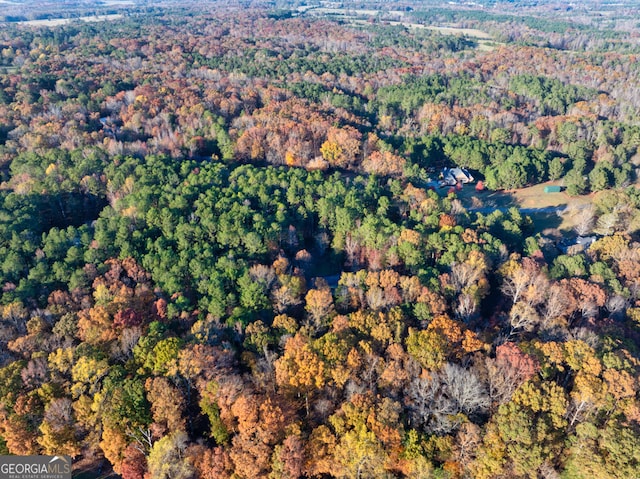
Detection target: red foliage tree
<box><xmin>120</xmin><ymin>444</ymin><xmax>147</xmax><ymax>479</ymax></box>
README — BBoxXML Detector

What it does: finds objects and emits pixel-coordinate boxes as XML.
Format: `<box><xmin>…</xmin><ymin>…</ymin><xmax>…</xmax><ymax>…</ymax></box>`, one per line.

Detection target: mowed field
<box><xmin>18</xmin><ymin>14</ymin><xmax>123</xmax><ymax>26</ymax></box>
<box><xmin>424</xmin><ymin>25</ymin><xmax>493</xmax><ymax>39</ymax></box>
<box><xmin>453</xmin><ymin>181</ymin><xmax>595</xmax><ymax>234</ymax></box>
<box><xmin>303</xmin><ymin>6</ymin><xmax>498</xmax><ymax>49</ymax></box>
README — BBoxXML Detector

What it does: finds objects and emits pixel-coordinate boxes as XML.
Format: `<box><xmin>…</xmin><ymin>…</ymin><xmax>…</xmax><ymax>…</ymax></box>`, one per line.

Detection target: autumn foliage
<box><xmin>0</xmin><ymin>3</ymin><xmax>638</xmax><ymax>479</ymax></box>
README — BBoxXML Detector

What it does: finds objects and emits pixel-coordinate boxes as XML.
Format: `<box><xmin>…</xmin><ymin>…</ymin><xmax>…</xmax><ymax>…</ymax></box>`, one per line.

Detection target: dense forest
<box><xmin>0</xmin><ymin>1</ymin><xmax>639</xmax><ymax>478</ymax></box>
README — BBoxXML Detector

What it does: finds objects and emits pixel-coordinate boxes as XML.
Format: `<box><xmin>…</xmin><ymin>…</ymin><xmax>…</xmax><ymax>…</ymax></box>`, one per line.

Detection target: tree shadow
<box><xmin>38</xmin><ymin>191</ymin><xmax>108</xmax><ymax>230</ymax></box>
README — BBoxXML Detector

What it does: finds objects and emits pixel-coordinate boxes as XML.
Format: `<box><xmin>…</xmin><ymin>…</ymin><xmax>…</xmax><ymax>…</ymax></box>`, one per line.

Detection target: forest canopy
<box><xmin>0</xmin><ymin>1</ymin><xmax>639</xmax><ymax>478</ymax></box>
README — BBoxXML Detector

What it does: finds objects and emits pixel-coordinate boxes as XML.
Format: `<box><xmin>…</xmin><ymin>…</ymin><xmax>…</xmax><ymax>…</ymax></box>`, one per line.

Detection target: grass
<box><xmin>424</xmin><ymin>25</ymin><xmax>493</xmax><ymax>39</ymax></box>
<box><xmin>510</xmin><ymin>182</ymin><xmax>591</xmax><ymax>209</ymax></box>
<box><xmin>476</xmin><ymin>40</ymin><xmax>500</xmax><ymax>51</ymax></box>
<box><xmin>452</xmin><ymin>181</ymin><xmax>595</xmax><ymax>234</ymax></box>
<box><xmin>305</xmin><ymin>6</ymin><xmax>500</xmax><ymax>51</ymax></box>
<box><xmin>527</xmin><ymin>211</ymin><xmax>564</xmax><ymax>233</ymax></box>
<box><xmin>18</xmin><ymin>14</ymin><xmax>123</xmax><ymax>27</ymax></box>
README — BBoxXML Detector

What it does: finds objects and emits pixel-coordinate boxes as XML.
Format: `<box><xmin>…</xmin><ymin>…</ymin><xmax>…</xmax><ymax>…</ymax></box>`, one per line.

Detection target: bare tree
<box><xmin>498</xmin><ymin>244</ymin><xmax>510</xmax><ymax>264</ymax></box>
<box><xmin>441</xmin><ymin>363</ymin><xmax>490</xmax><ymax>415</ymax></box>
<box><xmin>606</xmin><ymin>294</ymin><xmax>628</xmax><ymax>320</ymax></box>
<box><xmin>455</xmin><ymin>293</ymin><xmax>478</xmax><ymax>323</ymax></box>
<box><xmin>539</xmin><ymin>461</ymin><xmax>561</xmax><ymax>479</ymax></box>
<box><xmin>271</xmin><ymin>285</ymin><xmax>301</xmax><ymax>314</ymax></box>
<box><xmin>502</xmin><ymin>258</ymin><xmax>547</xmax><ymax>308</ymax></box>
<box><xmin>314</xmin><ymin>230</ymin><xmax>330</xmax><ymax>256</ymax></box>
<box><xmin>569</xmin><ymin>327</ymin><xmax>601</xmax><ymax>349</ymax></box>
<box><xmin>574</xmin><ymin>205</ymin><xmax>595</xmax><ymax>236</ymax></box>
<box><xmin>486</xmin><ymin>357</ymin><xmax>519</xmax><ymax>406</ymax></box>
<box><xmin>501</xmin><ymin>269</ymin><xmax>531</xmax><ymax>305</ymax></box>
<box><xmin>541</xmin><ymin>284</ymin><xmax>568</xmax><ymax>328</ymax></box>
<box><xmin>407</xmin><ymin>363</ymin><xmax>488</xmax><ymax>434</ymax></box>
<box><xmin>454</xmin><ymin>423</ymin><xmax>481</xmax><ymax>470</ymax></box>
<box><xmin>365</xmin><ymin>286</ymin><xmax>386</xmax><ymax>311</ymax></box>
<box><xmin>21</xmin><ymin>357</ymin><xmax>48</xmax><ymax>389</ymax></box>
<box><xmin>111</xmin><ymin>326</ymin><xmax>143</xmax><ymax>362</ymax></box>
<box><xmin>344</xmin><ymin>233</ymin><xmax>360</xmax><ymax>268</ymax></box>
<box><xmin>450</xmin><ymin>262</ymin><xmax>482</xmax><ymax>295</ymax></box>
<box><xmin>249</xmin><ymin>264</ymin><xmax>276</xmax><ymax>289</ymax></box>
<box><xmin>509</xmin><ymin>301</ymin><xmax>540</xmax><ymax>336</ymax></box>
<box><xmin>595</xmin><ymin>212</ymin><xmax>619</xmax><ymax>236</ymax></box>
<box><xmin>450</xmin><ymin>199</ymin><xmax>466</xmax><ymax>218</ymax></box>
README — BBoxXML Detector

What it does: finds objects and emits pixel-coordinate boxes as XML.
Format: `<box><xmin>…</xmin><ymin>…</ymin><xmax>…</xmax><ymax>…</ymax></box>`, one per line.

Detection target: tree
<box><xmin>563</xmin><ymin>419</ymin><xmax>640</xmax><ymax>478</ymax></box>
<box><xmin>270</xmin><ymin>434</ymin><xmax>305</xmax><ymax>479</ymax></box>
<box><xmin>275</xmin><ymin>334</ymin><xmax>325</xmax><ymax>414</ymax></box>
<box><xmin>588</xmin><ymin>164</ymin><xmax>612</xmax><ymax>191</ymax></box>
<box><xmin>145</xmin><ymin>337</ymin><xmax>182</xmax><ymax>375</ymax></box>
<box><xmin>0</xmin><ymin>409</ymin><xmax>39</xmax><ymax>456</ymax></box>
<box><xmin>228</xmin><ymin>395</ymin><xmax>288</xmax><ymax>478</ymax></box>
<box><xmin>145</xmin><ymin>377</ymin><xmax>185</xmax><ymax>434</ymax></box>
<box><xmin>561</xmin><ymin>278</ymin><xmax>606</xmax><ymax>320</ymax></box>
<box><xmin>100</xmin><ymin>425</ymin><xmax>129</xmax><ymax>474</ymax></box>
<box><xmin>71</xmin><ymin>356</ymin><xmax>110</xmax><ymax>398</ymax></box>
<box><xmin>407</xmin><ymin>363</ymin><xmax>489</xmax><ymax>434</ymax></box>
<box><xmin>199</xmin><ymin>382</ymin><xmax>230</xmax><ymax>445</ymax></box>
<box><xmin>120</xmin><ymin>444</ymin><xmax>148</xmax><ymax>479</ymax></box>
<box><xmin>146</xmin><ymin>431</ymin><xmax>194</xmax><ymax>479</ymax></box>
<box><xmin>305</xmin><ymin>287</ymin><xmax>334</xmax><ymax>333</ymax></box>
<box><xmin>405</xmin><ymin>328</ymin><xmax>447</xmax><ymax>372</ymax></box>
<box><xmin>329</xmin><ymin>394</ymin><xmax>402</xmax><ymax>478</ymax></box>
<box><xmin>333</xmin><ymin>423</ymin><xmax>388</xmax><ymax>479</ymax></box>
<box><xmin>362</xmin><ymin>150</ymin><xmax>405</xmax><ymax>176</ymax></box>
<box><xmin>495</xmin><ymin>381</ymin><xmax>568</xmax><ymax>478</ymax></box>
<box><xmin>565</xmin><ymin>169</ymin><xmax>587</xmax><ymax>196</ymax></box>
<box><xmin>38</xmin><ymin>398</ymin><xmax>81</xmax><ymax>457</ymax></box>
<box><xmin>548</xmin><ymin>157</ymin><xmax>564</xmax><ymax>180</ymax></box>
<box><xmin>320</xmin><ymin>126</ymin><xmax>362</xmax><ymax>169</ymax></box>
<box><xmin>189</xmin><ymin>445</ymin><xmax>234</xmax><ymax>479</ymax></box>
<box><xmin>305</xmin><ymin>426</ymin><xmax>337</xmax><ymax>477</ymax></box>
<box><xmin>406</xmin><ymin>315</ymin><xmax>482</xmax><ymax>371</ymax></box>
<box><xmin>574</xmin><ymin>205</ymin><xmax>595</xmax><ymax>236</ymax></box>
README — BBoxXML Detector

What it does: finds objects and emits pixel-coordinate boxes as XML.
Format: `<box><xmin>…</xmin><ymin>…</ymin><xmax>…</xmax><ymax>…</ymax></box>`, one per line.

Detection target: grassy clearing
<box><xmin>18</xmin><ymin>14</ymin><xmax>123</xmax><ymax>27</ymax></box>
<box><xmin>305</xmin><ymin>7</ymin><xmax>497</xmax><ymax>46</ymax></box>
<box><xmin>424</xmin><ymin>25</ymin><xmax>493</xmax><ymax>39</ymax></box>
<box><xmin>102</xmin><ymin>0</ymin><xmax>134</xmax><ymax>5</ymax></box>
<box><xmin>511</xmin><ymin>182</ymin><xmax>592</xmax><ymax>209</ymax></box>
<box><xmin>454</xmin><ymin>181</ymin><xmax>595</xmax><ymax>234</ymax></box>
<box><xmin>476</xmin><ymin>40</ymin><xmax>499</xmax><ymax>51</ymax></box>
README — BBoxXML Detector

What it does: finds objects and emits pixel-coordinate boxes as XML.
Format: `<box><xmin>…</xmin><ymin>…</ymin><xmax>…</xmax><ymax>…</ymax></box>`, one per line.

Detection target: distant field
<box><xmin>308</xmin><ymin>6</ymin><xmax>495</xmax><ymax>50</ymax></box>
<box><xmin>309</xmin><ymin>8</ymin><xmax>388</xmax><ymax>17</ymax></box>
<box><xmin>18</xmin><ymin>14</ymin><xmax>123</xmax><ymax>26</ymax></box>
<box><xmin>102</xmin><ymin>0</ymin><xmax>134</xmax><ymax>5</ymax></box>
<box><xmin>476</xmin><ymin>40</ymin><xmax>499</xmax><ymax>51</ymax></box>
<box><xmin>424</xmin><ymin>25</ymin><xmax>493</xmax><ymax>39</ymax></box>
